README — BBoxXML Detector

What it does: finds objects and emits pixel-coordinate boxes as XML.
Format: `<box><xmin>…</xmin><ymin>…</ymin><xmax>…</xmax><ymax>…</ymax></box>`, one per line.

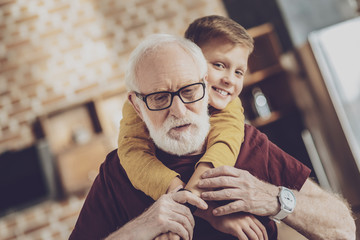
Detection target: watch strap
<box><xmin>270</xmin><ymin>208</ymin><xmax>291</xmax><ymax>223</ymax></box>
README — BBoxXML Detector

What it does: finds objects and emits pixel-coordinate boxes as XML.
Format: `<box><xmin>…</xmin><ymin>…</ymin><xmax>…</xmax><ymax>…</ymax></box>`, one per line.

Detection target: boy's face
<box><xmin>201</xmin><ymin>38</ymin><xmax>250</xmax><ymax>110</ymax></box>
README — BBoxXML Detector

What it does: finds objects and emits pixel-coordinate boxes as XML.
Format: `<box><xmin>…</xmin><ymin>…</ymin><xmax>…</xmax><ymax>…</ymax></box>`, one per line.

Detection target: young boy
<box><xmin>118</xmin><ymin>15</ymin><xmax>254</xmax><ymax>200</ymax></box>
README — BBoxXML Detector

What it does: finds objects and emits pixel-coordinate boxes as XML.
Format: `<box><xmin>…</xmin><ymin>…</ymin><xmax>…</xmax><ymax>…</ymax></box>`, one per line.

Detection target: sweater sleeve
<box><xmin>117</xmin><ymin>100</ymin><xmax>178</xmax><ymax>200</ymax></box>
<box><xmin>197</xmin><ymin>97</ymin><xmax>245</xmax><ymax>168</ymax></box>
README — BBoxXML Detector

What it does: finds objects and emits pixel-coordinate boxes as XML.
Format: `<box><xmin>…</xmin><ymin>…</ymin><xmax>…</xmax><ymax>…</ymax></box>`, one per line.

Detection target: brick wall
<box><xmin>0</xmin><ymin>0</ymin><xmax>227</xmax><ymax>153</ymax></box>
<box><xmin>0</xmin><ymin>193</ymin><xmax>86</xmax><ymax>240</ymax></box>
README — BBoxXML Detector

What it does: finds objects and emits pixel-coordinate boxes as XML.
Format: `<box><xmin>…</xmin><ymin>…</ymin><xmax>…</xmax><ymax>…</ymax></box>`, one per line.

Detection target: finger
<box><xmin>156</xmin><ymin>232</ymin><xmax>181</xmax><ymax>240</ymax></box>
<box><xmin>236</xmin><ymin>229</ymin><xmax>249</xmax><ymax>240</ymax></box>
<box><xmin>243</xmin><ymin>226</ymin><xmax>258</xmax><ymax>240</ymax></box>
<box><xmin>154</xmin><ymin>197</ymin><xmax>193</xmax><ymax>239</ymax></box>
<box><xmin>201</xmin><ymin>188</ymin><xmax>239</xmax><ymax>201</ymax></box>
<box><xmin>170</xmin><ymin>202</ymin><xmax>196</xmax><ymax>229</ymax></box>
<box><xmin>173</xmin><ymin>190</ymin><xmax>208</xmax><ymax>210</ymax></box>
<box><xmin>168</xmin><ymin>232</ymin><xmax>181</xmax><ymax>240</ymax></box>
<box><xmin>251</xmin><ymin>217</ymin><xmax>268</xmax><ymax>240</ymax></box>
<box><xmin>246</xmin><ymin>224</ymin><xmax>263</xmax><ymax>240</ymax></box>
<box><xmin>166</xmin><ymin>207</ymin><xmax>194</xmax><ymax>239</ymax></box>
<box><xmin>198</xmin><ymin>176</ymin><xmax>238</xmax><ymax>189</ymax></box>
<box><xmin>201</xmin><ymin>166</ymin><xmax>240</xmax><ymax>178</ymax></box>
<box><xmin>155</xmin><ymin>233</ymin><xmax>169</xmax><ymax>240</ymax></box>
<box><xmin>158</xmin><ymin>194</ymin><xmax>195</xmax><ymax>229</ymax></box>
<box><xmin>166</xmin><ymin>220</ymin><xmax>190</xmax><ymax>240</ymax></box>
<box><xmin>154</xmin><ymin>233</ymin><xmax>169</xmax><ymax>240</ymax></box>
<box><xmin>212</xmin><ymin>201</ymin><xmax>246</xmax><ymax>216</ymax></box>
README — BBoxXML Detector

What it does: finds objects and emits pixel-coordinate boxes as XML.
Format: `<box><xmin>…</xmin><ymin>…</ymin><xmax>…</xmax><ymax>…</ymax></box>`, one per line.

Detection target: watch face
<box><xmin>280</xmin><ymin>188</ymin><xmax>296</xmax><ymax>209</ymax></box>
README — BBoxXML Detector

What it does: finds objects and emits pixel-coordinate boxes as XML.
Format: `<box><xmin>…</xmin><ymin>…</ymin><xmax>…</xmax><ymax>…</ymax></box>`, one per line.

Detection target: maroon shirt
<box><xmin>69</xmin><ymin>124</ymin><xmax>310</xmax><ymax>240</ymax></box>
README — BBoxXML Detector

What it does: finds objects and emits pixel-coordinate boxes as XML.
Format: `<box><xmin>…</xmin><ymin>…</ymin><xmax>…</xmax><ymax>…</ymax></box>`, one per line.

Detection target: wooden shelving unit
<box><xmin>240</xmin><ymin>23</ymin><xmax>296</xmax><ymax>127</ymax></box>
<box><xmin>250</xmin><ymin>111</ymin><xmax>282</xmax><ymax>128</ymax></box>
<box><xmin>239</xmin><ymin>23</ymin><xmax>316</xmax><ymax>180</ymax></box>
<box><xmin>244</xmin><ymin>63</ymin><xmax>283</xmax><ymax>87</ymax></box>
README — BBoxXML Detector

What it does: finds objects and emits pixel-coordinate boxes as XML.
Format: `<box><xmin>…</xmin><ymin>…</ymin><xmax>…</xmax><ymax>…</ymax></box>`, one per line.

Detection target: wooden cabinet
<box><xmin>34</xmin><ymin>89</ymin><xmax>128</xmax><ymax>196</ymax></box>
<box><xmin>56</xmin><ymin>135</ymin><xmax>112</xmax><ymax>194</ymax></box>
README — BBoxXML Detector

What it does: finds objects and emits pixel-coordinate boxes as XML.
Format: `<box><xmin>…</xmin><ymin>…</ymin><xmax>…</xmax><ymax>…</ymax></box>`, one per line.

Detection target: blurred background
<box><xmin>0</xmin><ymin>0</ymin><xmax>359</xmax><ymax>239</ymax></box>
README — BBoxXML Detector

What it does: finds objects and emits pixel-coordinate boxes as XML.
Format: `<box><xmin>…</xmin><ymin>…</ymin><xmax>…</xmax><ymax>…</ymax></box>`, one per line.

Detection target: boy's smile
<box><xmin>201</xmin><ymin>37</ymin><xmax>250</xmax><ymax>110</ymax></box>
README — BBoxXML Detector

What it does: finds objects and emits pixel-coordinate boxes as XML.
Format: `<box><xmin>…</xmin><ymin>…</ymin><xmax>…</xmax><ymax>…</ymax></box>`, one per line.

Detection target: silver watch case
<box><xmin>270</xmin><ymin>186</ymin><xmax>296</xmax><ymax>223</ymax></box>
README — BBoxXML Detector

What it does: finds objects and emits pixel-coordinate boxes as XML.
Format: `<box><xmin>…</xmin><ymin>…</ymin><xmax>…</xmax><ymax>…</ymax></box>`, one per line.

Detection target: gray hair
<box><xmin>125</xmin><ymin>33</ymin><xmax>208</xmax><ymax>92</ymax></box>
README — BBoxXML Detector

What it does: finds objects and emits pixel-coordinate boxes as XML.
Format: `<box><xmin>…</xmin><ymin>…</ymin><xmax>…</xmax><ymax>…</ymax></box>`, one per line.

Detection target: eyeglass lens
<box><xmin>146</xmin><ymin>83</ymin><xmax>203</xmax><ymax>110</ymax></box>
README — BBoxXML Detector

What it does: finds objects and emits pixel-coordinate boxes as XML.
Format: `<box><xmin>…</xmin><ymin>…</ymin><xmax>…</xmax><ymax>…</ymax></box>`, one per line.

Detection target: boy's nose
<box><xmin>169</xmin><ymin>96</ymin><xmax>187</xmax><ymax>118</ymax></box>
<box><xmin>222</xmin><ymin>72</ymin><xmax>235</xmax><ymax>85</ymax></box>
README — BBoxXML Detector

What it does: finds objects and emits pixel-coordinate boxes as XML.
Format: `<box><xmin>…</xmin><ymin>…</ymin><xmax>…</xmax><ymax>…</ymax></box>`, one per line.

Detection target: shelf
<box><xmin>244</xmin><ymin>63</ymin><xmax>283</xmax><ymax>87</ymax></box>
<box><xmin>250</xmin><ymin>111</ymin><xmax>282</xmax><ymax>128</ymax></box>
<box><xmin>247</xmin><ymin>23</ymin><xmax>274</xmax><ymax>38</ymax></box>
<box><xmin>56</xmin><ymin>134</ymin><xmax>114</xmax><ymax>194</ymax></box>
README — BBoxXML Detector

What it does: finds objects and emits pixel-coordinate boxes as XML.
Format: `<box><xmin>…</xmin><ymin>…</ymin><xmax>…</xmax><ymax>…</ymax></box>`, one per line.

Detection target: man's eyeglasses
<box><xmin>135</xmin><ymin>81</ymin><xmax>206</xmax><ymax>111</ymax></box>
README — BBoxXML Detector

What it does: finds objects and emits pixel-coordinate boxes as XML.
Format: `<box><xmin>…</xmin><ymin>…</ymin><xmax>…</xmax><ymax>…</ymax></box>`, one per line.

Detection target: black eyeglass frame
<box><xmin>134</xmin><ymin>81</ymin><xmax>206</xmax><ymax>111</ymax></box>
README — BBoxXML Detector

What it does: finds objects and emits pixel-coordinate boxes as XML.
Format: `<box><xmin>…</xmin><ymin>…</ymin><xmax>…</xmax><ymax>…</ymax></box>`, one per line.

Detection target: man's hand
<box><xmin>198</xmin><ymin>166</ymin><xmax>279</xmax><ymax>217</ymax></box>
<box><xmin>106</xmin><ymin>188</ymin><xmax>207</xmax><ymax>240</ymax></box>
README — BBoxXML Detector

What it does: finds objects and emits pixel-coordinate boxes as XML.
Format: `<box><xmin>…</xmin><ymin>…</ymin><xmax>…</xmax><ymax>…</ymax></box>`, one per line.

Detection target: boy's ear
<box><xmin>128</xmin><ymin>92</ymin><xmax>144</xmax><ymax>120</ymax></box>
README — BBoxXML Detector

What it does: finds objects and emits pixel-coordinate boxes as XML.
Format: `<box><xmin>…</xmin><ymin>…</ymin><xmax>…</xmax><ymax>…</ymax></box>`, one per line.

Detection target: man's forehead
<box><xmin>136</xmin><ymin>44</ymin><xmax>202</xmax><ymax>94</ymax></box>
<box><xmin>149</xmin><ymin>79</ymin><xmax>201</xmax><ymax>92</ymax></box>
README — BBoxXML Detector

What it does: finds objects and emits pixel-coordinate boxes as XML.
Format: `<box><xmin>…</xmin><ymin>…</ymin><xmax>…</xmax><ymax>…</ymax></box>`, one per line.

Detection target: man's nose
<box><xmin>169</xmin><ymin>95</ymin><xmax>187</xmax><ymax>118</ymax></box>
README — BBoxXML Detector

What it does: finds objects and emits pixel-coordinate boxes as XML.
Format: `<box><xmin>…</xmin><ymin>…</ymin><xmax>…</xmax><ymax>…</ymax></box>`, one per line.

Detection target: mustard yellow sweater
<box><xmin>117</xmin><ymin>97</ymin><xmax>244</xmax><ymax>200</ymax></box>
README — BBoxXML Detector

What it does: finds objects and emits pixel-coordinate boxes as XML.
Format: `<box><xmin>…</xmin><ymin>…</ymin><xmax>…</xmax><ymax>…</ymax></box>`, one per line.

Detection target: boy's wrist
<box><xmin>185</xmin><ymin>162</ymin><xmax>213</xmax><ymax>197</ymax></box>
<box><xmin>184</xmin><ymin>186</ymin><xmax>202</xmax><ymax>197</ymax></box>
<box><xmin>166</xmin><ymin>176</ymin><xmax>185</xmax><ymax>193</ymax></box>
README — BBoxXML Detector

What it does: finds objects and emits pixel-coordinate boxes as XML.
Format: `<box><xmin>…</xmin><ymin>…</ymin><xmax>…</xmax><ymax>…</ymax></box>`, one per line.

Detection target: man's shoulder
<box><xmin>243</xmin><ymin>124</ymin><xmax>269</xmax><ymax>149</ymax></box>
<box><xmin>100</xmin><ymin>149</ymin><xmax>120</xmax><ymax>169</ymax></box>
<box><xmin>105</xmin><ymin>149</ymin><xmax>119</xmax><ymax>162</ymax></box>
<box><xmin>98</xmin><ymin>149</ymin><xmax>128</xmax><ymax>180</ymax></box>
<box><xmin>235</xmin><ymin>124</ymin><xmax>270</xmax><ymax>174</ymax></box>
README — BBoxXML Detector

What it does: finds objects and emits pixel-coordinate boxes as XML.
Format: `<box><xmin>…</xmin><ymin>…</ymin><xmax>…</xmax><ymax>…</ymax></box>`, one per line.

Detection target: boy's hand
<box><xmin>204</xmin><ymin>211</ymin><xmax>268</xmax><ymax>240</ymax></box>
<box><xmin>195</xmin><ymin>202</ymin><xmax>268</xmax><ymax>240</ymax></box>
<box><xmin>213</xmin><ymin>212</ymin><xmax>268</xmax><ymax>240</ymax></box>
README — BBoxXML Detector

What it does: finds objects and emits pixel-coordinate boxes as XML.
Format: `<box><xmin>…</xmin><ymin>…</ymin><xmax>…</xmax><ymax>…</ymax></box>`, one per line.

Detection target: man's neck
<box><xmin>185</xmin><ymin>142</ymin><xmax>206</xmax><ymax>156</ymax></box>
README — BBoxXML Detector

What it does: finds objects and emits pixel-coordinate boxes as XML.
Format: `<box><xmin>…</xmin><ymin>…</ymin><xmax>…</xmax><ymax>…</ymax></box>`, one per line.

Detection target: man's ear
<box><xmin>128</xmin><ymin>92</ymin><xmax>144</xmax><ymax>120</ymax></box>
<box><xmin>203</xmin><ymin>74</ymin><xmax>208</xmax><ymax>83</ymax></box>
<box><xmin>203</xmin><ymin>74</ymin><xmax>210</xmax><ymax>92</ymax></box>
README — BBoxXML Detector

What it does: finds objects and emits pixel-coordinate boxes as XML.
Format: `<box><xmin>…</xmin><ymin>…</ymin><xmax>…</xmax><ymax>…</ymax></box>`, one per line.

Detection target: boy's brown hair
<box><xmin>185</xmin><ymin>15</ymin><xmax>254</xmax><ymax>54</ymax></box>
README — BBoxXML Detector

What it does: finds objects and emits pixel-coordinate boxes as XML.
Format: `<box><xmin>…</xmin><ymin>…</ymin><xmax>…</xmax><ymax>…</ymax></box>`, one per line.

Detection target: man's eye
<box><xmin>154</xmin><ymin>94</ymin><xmax>169</xmax><ymax>102</ymax></box>
<box><xmin>181</xmin><ymin>89</ymin><xmax>194</xmax><ymax>96</ymax></box>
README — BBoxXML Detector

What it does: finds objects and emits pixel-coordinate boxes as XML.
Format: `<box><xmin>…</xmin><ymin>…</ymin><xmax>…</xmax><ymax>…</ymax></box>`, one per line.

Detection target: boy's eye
<box><xmin>213</xmin><ymin>62</ymin><xmax>225</xmax><ymax>69</ymax></box>
<box><xmin>235</xmin><ymin>70</ymin><xmax>244</xmax><ymax>76</ymax></box>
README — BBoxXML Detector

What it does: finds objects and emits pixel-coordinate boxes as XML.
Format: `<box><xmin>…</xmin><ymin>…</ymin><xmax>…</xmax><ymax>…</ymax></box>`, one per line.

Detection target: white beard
<box><xmin>139</xmin><ymin>99</ymin><xmax>210</xmax><ymax>156</ymax></box>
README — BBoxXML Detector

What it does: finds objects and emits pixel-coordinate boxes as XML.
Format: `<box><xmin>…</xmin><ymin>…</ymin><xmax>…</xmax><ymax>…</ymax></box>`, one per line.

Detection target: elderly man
<box><xmin>69</xmin><ymin>34</ymin><xmax>355</xmax><ymax>240</ymax></box>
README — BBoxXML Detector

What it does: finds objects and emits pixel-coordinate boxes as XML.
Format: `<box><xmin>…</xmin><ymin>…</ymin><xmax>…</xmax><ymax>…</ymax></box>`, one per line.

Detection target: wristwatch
<box><xmin>270</xmin><ymin>186</ymin><xmax>296</xmax><ymax>223</ymax></box>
